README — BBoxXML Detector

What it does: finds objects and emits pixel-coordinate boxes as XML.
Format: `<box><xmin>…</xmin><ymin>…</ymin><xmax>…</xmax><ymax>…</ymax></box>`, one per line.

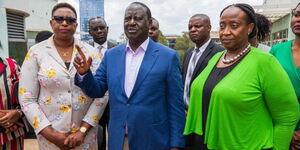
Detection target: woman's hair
<box><xmin>255</xmin><ymin>13</ymin><xmax>271</xmax><ymax>41</ymax></box>
<box><xmin>220</xmin><ymin>3</ymin><xmax>257</xmax><ymax>39</ymax></box>
<box><xmin>51</xmin><ymin>2</ymin><xmax>77</xmax><ymax>18</ymax></box>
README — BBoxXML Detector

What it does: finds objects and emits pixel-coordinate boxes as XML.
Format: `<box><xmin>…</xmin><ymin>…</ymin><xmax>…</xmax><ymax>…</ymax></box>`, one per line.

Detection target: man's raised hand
<box><xmin>73</xmin><ymin>45</ymin><xmax>92</xmax><ymax>75</ymax></box>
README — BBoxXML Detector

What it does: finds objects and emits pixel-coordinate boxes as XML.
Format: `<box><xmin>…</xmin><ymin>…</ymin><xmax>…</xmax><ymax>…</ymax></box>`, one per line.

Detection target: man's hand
<box><xmin>73</xmin><ymin>45</ymin><xmax>92</xmax><ymax>75</ymax></box>
<box><xmin>291</xmin><ymin>130</ymin><xmax>300</xmax><ymax>150</ymax></box>
<box><xmin>64</xmin><ymin>131</ymin><xmax>86</xmax><ymax>148</ymax></box>
<box><xmin>0</xmin><ymin>110</ymin><xmax>21</xmax><ymax>128</ymax></box>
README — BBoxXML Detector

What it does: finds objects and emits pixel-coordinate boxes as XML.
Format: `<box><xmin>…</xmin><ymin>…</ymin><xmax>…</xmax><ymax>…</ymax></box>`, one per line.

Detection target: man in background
<box><xmin>35</xmin><ymin>30</ymin><xmax>53</xmax><ymax>43</ymax></box>
<box><xmin>88</xmin><ymin>16</ymin><xmax>117</xmax><ymax>150</ymax></box>
<box><xmin>149</xmin><ymin>17</ymin><xmax>159</xmax><ymax>42</ymax></box>
<box><xmin>182</xmin><ymin>14</ymin><xmax>224</xmax><ymax>150</ymax></box>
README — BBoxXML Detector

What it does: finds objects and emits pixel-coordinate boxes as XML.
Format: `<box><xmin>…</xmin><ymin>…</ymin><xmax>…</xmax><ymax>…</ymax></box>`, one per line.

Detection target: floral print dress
<box><xmin>19</xmin><ymin>37</ymin><xmax>107</xmax><ymax>150</ymax></box>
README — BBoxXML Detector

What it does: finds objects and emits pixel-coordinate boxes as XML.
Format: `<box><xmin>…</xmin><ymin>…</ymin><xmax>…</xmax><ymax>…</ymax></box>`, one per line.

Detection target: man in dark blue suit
<box><xmin>73</xmin><ymin>2</ymin><xmax>185</xmax><ymax>150</ymax></box>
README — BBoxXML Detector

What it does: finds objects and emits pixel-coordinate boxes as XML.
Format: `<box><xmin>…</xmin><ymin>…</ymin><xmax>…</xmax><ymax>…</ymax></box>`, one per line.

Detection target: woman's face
<box><xmin>291</xmin><ymin>5</ymin><xmax>300</xmax><ymax>36</ymax></box>
<box><xmin>50</xmin><ymin>7</ymin><xmax>77</xmax><ymax>40</ymax></box>
<box><xmin>219</xmin><ymin>6</ymin><xmax>254</xmax><ymax>51</ymax></box>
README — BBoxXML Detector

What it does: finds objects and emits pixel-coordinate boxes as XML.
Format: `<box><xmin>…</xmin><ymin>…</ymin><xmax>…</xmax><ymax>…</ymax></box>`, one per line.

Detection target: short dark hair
<box><xmin>88</xmin><ymin>16</ymin><xmax>107</xmax><ymax>27</ymax></box>
<box><xmin>220</xmin><ymin>3</ymin><xmax>257</xmax><ymax>39</ymax></box>
<box><xmin>35</xmin><ymin>30</ymin><xmax>53</xmax><ymax>43</ymax></box>
<box><xmin>52</xmin><ymin>2</ymin><xmax>77</xmax><ymax>18</ymax></box>
<box><xmin>151</xmin><ymin>17</ymin><xmax>159</xmax><ymax>27</ymax></box>
<box><xmin>255</xmin><ymin>13</ymin><xmax>271</xmax><ymax>41</ymax></box>
<box><xmin>130</xmin><ymin>2</ymin><xmax>152</xmax><ymax>19</ymax></box>
<box><xmin>190</xmin><ymin>14</ymin><xmax>211</xmax><ymax>25</ymax></box>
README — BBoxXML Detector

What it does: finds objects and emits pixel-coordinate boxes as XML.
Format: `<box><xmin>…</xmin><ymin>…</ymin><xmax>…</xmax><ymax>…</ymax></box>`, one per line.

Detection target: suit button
<box><xmin>67</xmin><ymin>76</ymin><xmax>70</xmax><ymax>79</ymax></box>
<box><xmin>127</xmin><ymin>104</ymin><xmax>130</xmax><ymax>107</ymax></box>
<box><xmin>68</xmin><ymin>90</ymin><xmax>71</xmax><ymax>93</ymax></box>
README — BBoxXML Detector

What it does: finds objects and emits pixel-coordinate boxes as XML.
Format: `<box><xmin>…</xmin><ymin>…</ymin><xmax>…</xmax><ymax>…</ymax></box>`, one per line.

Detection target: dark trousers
<box><xmin>98</xmin><ymin>105</ymin><xmax>109</xmax><ymax>150</ymax></box>
<box><xmin>185</xmin><ymin>133</ymin><xmax>272</xmax><ymax>150</ymax></box>
<box><xmin>185</xmin><ymin>133</ymin><xmax>208</xmax><ymax>150</ymax></box>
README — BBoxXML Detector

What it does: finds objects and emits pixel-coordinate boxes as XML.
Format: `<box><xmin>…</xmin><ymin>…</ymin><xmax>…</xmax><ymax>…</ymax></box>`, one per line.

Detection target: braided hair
<box><xmin>220</xmin><ymin>3</ymin><xmax>257</xmax><ymax>39</ymax></box>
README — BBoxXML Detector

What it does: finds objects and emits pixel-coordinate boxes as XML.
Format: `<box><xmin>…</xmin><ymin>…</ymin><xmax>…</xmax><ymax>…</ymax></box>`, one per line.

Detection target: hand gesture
<box><xmin>0</xmin><ymin>110</ymin><xmax>20</xmax><ymax>128</ymax></box>
<box><xmin>73</xmin><ymin>45</ymin><xmax>92</xmax><ymax>75</ymax></box>
<box><xmin>64</xmin><ymin>131</ymin><xmax>86</xmax><ymax>149</ymax></box>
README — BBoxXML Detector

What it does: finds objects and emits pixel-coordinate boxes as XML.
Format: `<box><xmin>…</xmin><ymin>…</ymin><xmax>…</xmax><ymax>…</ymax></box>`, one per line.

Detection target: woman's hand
<box><xmin>291</xmin><ymin>130</ymin><xmax>300</xmax><ymax>150</ymax></box>
<box><xmin>73</xmin><ymin>45</ymin><xmax>92</xmax><ymax>75</ymax></box>
<box><xmin>5</xmin><ymin>121</ymin><xmax>24</xmax><ymax>133</ymax></box>
<box><xmin>40</xmin><ymin>126</ymin><xmax>70</xmax><ymax>150</ymax></box>
<box><xmin>64</xmin><ymin>130</ymin><xmax>86</xmax><ymax>148</ymax></box>
<box><xmin>0</xmin><ymin>110</ymin><xmax>21</xmax><ymax>128</ymax></box>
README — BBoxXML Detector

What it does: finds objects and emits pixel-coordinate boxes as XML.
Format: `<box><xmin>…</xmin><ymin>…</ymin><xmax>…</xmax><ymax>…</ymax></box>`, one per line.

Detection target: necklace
<box><xmin>62</xmin><ymin>51</ymin><xmax>69</xmax><ymax>57</ymax></box>
<box><xmin>222</xmin><ymin>44</ymin><xmax>251</xmax><ymax>64</ymax></box>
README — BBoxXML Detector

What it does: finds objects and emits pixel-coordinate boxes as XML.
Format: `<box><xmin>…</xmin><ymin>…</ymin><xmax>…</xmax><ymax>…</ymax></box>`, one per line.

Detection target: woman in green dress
<box><xmin>184</xmin><ymin>3</ymin><xmax>299</xmax><ymax>150</ymax></box>
<box><xmin>270</xmin><ymin>3</ymin><xmax>300</xmax><ymax>150</ymax></box>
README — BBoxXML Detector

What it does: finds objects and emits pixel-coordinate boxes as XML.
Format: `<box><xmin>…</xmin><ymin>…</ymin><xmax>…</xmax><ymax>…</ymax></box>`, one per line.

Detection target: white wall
<box><xmin>26</xmin><ymin>0</ymin><xmax>57</xmax><ymax>32</ymax></box>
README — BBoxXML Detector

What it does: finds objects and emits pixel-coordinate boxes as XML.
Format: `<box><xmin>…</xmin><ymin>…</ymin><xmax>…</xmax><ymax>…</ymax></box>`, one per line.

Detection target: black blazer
<box><xmin>182</xmin><ymin>40</ymin><xmax>224</xmax><ymax>85</ymax></box>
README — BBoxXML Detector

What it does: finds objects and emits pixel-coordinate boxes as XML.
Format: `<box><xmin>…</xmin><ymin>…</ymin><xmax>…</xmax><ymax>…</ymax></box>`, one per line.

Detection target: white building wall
<box><xmin>26</xmin><ymin>0</ymin><xmax>57</xmax><ymax>32</ymax></box>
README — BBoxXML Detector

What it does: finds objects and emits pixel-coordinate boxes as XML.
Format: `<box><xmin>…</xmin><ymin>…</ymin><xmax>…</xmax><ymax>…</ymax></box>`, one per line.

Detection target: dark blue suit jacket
<box><xmin>75</xmin><ymin>39</ymin><xmax>186</xmax><ymax>150</ymax></box>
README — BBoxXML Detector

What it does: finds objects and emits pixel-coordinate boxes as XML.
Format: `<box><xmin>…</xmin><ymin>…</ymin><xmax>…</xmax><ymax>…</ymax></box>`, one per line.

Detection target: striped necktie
<box><xmin>184</xmin><ymin>48</ymin><xmax>200</xmax><ymax>108</ymax></box>
<box><xmin>98</xmin><ymin>45</ymin><xmax>104</xmax><ymax>58</ymax></box>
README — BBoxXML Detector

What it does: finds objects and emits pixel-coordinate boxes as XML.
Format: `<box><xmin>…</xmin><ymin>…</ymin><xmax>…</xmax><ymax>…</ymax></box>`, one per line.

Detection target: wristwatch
<box><xmin>79</xmin><ymin>126</ymin><xmax>87</xmax><ymax>134</ymax></box>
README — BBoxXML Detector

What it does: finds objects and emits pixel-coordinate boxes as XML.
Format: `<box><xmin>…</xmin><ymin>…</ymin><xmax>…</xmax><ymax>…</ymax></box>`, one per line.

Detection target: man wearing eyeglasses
<box><xmin>88</xmin><ymin>16</ymin><xmax>117</xmax><ymax>150</ymax></box>
<box><xmin>88</xmin><ymin>17</ymin><xmax>117</xmax><ymax>59</ymax></box>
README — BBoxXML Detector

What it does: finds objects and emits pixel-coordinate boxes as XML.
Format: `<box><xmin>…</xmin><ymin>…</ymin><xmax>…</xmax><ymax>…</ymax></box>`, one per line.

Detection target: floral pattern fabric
<box><xmin>19</xmin><ymin>37</ymin><xmax>107</xmax><ymax>150</ymax></box>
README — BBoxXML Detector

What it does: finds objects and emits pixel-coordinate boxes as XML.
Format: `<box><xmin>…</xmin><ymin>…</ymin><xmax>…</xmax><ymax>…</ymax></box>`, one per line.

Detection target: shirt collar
<box><xmin>126</xmin><ymin>37</ymin><xmax>150</xmax><ymax>52</ymax></box>
<box><xmin>94</xmin><ymin>41</ymin><xmax>108</xmax><ymax>49</ymax></box>
<box><xmin>194</xmin><ymin>39</ymin><xmax>211</xmax><ymax>53</ymax></box>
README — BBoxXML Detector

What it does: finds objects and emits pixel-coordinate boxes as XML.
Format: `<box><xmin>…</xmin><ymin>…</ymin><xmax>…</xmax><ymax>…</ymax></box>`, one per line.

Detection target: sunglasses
<box><xmin>52</xmin><ymin>16</ymin><xmax>77</xmax><ymax>24</ymax></box>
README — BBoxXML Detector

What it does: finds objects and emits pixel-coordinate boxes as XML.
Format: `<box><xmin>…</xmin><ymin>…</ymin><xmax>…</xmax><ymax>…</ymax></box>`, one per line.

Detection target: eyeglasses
<box><xmin>52</xmin><ymin>16</ymin><xmax>77</xmax><ymax>24</ymax></box>
<box><xmin>90</xmin><ymin>26</ymin><xmax>107</xmax><ymax>31</ymax></box>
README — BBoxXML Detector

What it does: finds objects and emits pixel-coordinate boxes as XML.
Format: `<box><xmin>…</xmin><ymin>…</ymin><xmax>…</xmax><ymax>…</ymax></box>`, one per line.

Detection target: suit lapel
<box><xmin>130</xmin><ymin>40</ymin><xmax>159</xmax><ymax>98</ymax></box>
<box><xmin>45</xmin><ymin>39</ymin><xmax>70</xmax><ymax>74</ymax></box>
<box><xmin>116</xmin><ymin>44</ymin><xmax>127</xmax><ymax>97</ymax></box>
<box><xmin>182</xmin><ymin>48</ymin><xmax>193</xmax><ymax>81</ymax></box>
<box><xmin>191</xmin><ymin>41</ymin><xmax>214</xmax><ymax>79</ymax></box>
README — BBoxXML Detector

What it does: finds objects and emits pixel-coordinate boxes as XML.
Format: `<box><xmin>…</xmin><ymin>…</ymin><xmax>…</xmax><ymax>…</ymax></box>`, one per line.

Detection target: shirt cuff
<box><xmin>77</xmin><ymin>72</ymin><xmax>87</xmax><ymax>82</ymax></box>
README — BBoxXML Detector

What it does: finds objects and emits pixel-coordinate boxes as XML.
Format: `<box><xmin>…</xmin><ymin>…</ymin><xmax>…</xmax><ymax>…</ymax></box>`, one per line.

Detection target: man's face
<box><xmin>188</xmin><ymin>17</ymin><xmax>211</xmax><ymax>46</ymax></box>
<box><xmin>149</xmin><ymin>20</ymin><xmax>159</xmax><ymax>42</ymax></box>
<box><xmin>124</xmin><ymin>4</ymin><xmax>151</xmax><ymax>43</ymax></box>
<box><xmin>89</xmin><ymin>19</ymin><xmax>108</xmax><ymax>45</ymax></box>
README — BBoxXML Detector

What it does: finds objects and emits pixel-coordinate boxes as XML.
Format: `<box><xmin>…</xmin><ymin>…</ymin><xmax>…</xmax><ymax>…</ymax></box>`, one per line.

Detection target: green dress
<box><xmin>184</xmin><ymin>47</ymin><xmax>300</xmax><ymax>150</ymax></box>
<box><xmin>270</xmin><ymin>40</ymin><xmax>300</xmax><ymax>130</ymax></box>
